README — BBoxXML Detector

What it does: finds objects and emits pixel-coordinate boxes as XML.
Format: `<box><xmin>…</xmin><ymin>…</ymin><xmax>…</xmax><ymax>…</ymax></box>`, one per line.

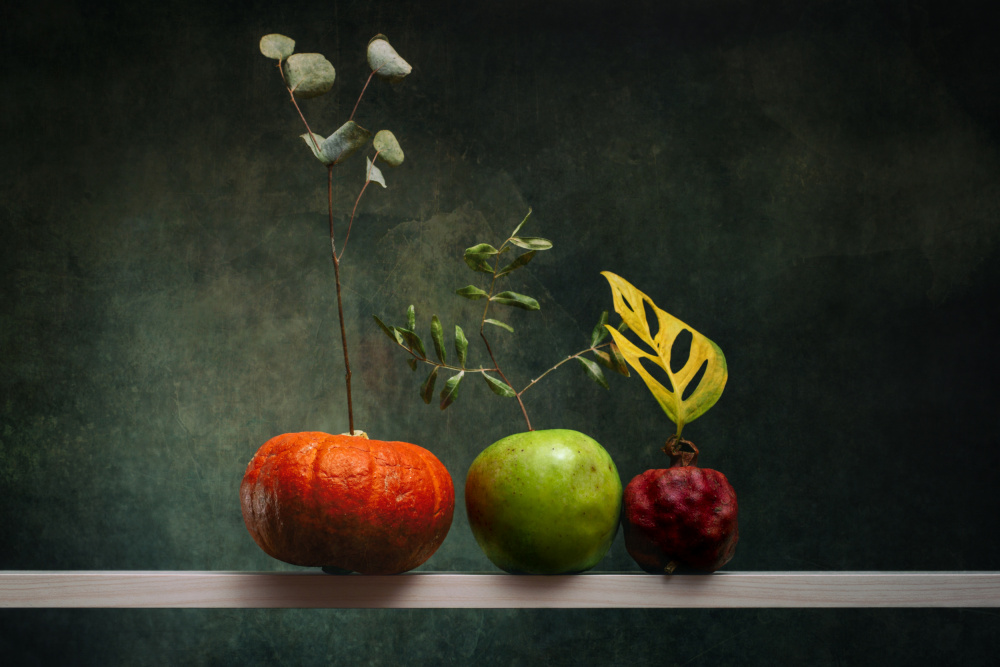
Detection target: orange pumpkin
<box><xmin>240</xmin><ymin>431</ymin><xmax>455</xmax><ymax>574</ymax></box>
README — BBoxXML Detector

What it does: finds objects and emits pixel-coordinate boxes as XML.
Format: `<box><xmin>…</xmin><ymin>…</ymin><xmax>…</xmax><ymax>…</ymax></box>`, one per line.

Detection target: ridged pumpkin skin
<box><xmin>240</xmin><ymin>432</ymin><xmax>455</xmax><ymax>574</ymax></box>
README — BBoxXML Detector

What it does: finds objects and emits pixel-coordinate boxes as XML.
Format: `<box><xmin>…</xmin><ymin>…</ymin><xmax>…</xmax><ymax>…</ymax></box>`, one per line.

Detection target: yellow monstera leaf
<box><xmin>602</xmin><ymin>271</ymin><xmax>728</xmax><ymax>435</ymax></box>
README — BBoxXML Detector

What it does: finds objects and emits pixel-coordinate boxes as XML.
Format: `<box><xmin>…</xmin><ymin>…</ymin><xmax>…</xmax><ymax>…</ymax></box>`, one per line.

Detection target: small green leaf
<box><xmin>406</xmin><ymin>304</ymin><xmax>416</xmax><ymax>331</ymax></box>
<box><xmin>397</xmin><ymin>327</ymin><xmax>426</xmax><ymax>357</ymax></box>
<box><xmin>495</xmin><ymin>250</ymin><xmax>536</xmax><ymax>278</ymax></box>
<box><xmin>373</xmin><ymin>130</ymin><xmax>404</xmax><ymax>167</ymax></box>
<box><xmin>509</xmin><ymin>208</ymin><xmax>533</xmax><ymax>238</ymax></box>
<box><xmin>420</xmin><ymin>366</ymin><xmax>438</xmax><ymax>404</ymax></box>
<box><xmin>509</xmin><ymin>236</ymin><xmax>553</xmax><ymax>251</ymax></box>
<box><xmin>463</xmin><ymin>243</ymin><xmax>499</xmax><ymax>273</ymax></box>
<box><xmin>484</xmin><ymin>318</ymin><xmax>514</xmax><ymax>333</ymax></box>
<box><xmin>483</xmin><ymin>373</ymin><xmax>516</xmax><ymax>398</ymax></box>
<box><xmin>591</xmin><ymin>311</ymin><xmax>610</xmax><ymax>347</ymax></box>
<box><xmin>455</xmin><ymin>325</ymin><xmax>468</xmax><ymax>367</ymax></box>
<box><xmin>609</xmin><ymin>343</ymin><xmax>630</xmax><ymax>376</ymax></box>
<box><xmin>373</xmin><ymin>314</ymin><xmax>404</xmax><ymax>345</ymax></box>
<box><xmin>618</xmin><ymin>320</ymin><xmax>629</xmax><ymax>332</ymax></box>
<box><xmin>300</xmin><ymin>132</ymin><xmax>326</xmax><ymax>162</ymax></box>
<box><xmin>491</xmin><ymin>291</ymin><xmax>540</xmax><ymax>310</ymax></box>
<box><xmin>320</xmin><ymin>121</ymin><xmax>372</xmax><ymax>165</ymax></box>
<box><xmin>407</xmin><ymin>358</ymin><xmax>418</xmax><ymax>371</ymax></box>
<box><xmin>592</xmin><ymin>344</ymin><xmax>630</xmax><ymax>377</ymax></box>
<box><xmin>456</xmin><ymin>285</ymin><xmax>489</xmax><ymax>300</ymax></box>
<box><xmin>260</xmin><ymin>34</ymin><xmax>295</xmax><ymax>60</ymax></box>
<box><xmin>440</xmin><ymin>371</ymin><xmax>464</xmax><ymax>410</ymax></box>
<box><xmin>431</xmin><ymin>315</ymin><xmax>447</xmax><ymax>363</ymax></box>
<box><xmin>367</xmin><ymin>35</ymin><xmax>412</xmax><ymax>82</ymax></box>
<box><xmin>285</xmin><ymin>53</ymin><xmax>336</xmax><ymax>98</ymax></box>
<box><xmin>577</xmin><ymin>356</ymin><xmax>610</xmax><ymax>390</ymax></box>
<box><xmin>366</xmin><ymin>157</ymin><xmax>386</xmax><ymax>188</ymax></box>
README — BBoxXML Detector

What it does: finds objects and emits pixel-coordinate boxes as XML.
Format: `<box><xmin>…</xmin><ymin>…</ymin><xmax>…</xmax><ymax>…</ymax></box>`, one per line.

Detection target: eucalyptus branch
<box><xmin>260</xmin><ymin>33</ymin><xmax>413</xmax><ymax>436</ymax></box>
<box><xmin>339</xmin><ymin>149</ymin><xmax>381</xmax><ymax>261</ymax></box>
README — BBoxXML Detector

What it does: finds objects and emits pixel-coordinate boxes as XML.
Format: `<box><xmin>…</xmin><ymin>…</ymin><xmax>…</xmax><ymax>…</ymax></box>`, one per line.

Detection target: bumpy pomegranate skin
<box><xmin>622</xmin><ymin>439</ymin><xmax>738</xmax><ymax>573</ymax></box>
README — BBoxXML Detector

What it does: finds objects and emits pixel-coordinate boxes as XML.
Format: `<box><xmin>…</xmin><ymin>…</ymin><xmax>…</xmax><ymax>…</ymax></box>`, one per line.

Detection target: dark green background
<box><xmin>3</xmin><ymin>0</ymin><xmax>999</xmax><ymax>663</ymax></box>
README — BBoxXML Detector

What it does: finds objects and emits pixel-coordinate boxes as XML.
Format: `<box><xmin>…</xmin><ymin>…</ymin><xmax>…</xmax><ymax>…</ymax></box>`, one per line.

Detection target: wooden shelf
<box><xmin>2</xmin><ymin>572</ymin><xmax>998</xmax><ymax>608</ymax></box>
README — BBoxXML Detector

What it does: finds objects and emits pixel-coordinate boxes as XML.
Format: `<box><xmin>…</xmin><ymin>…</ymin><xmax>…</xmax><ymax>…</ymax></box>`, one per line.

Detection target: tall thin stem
<box><xmin>479</xmin><ymin>253</ymin><xmax>533</xmax><ymax>431</ymax></box>
<box><xmin>279</xmin><ymin>62</ymin><xmax>323</xmax><ymax>156</ymax></box>
<box><xmin>349</xmin><ymin>67</ymin><xmax>381</xmax><ymax>122</ymax></box>
<box><xmin>338</xmin><ymin>150</ymin><xmax>381</xmax><ymax>262</ymax></box>
<box><xmin>328</xmin><ymin>166</ymin><xmax>355</xmax><ymax>435</ymax></box>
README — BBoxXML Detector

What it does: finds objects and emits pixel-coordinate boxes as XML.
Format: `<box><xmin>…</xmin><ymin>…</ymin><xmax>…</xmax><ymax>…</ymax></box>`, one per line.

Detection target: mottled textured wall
<box><xmin>2</xmin><ymin>0</ymin><xmax>999</xmax><ymax>664</ymax></box>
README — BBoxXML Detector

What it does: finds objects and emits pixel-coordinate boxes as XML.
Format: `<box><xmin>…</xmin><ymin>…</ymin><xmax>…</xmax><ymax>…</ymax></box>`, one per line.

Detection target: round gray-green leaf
<box><xmin>366</xmin><ymin>157</ymin><xmax>386</xmax><ymax>188</ymax></box>
<box><xmin>373</xmin><ymin>130</ymin><xmax>404</xmax><ymax>167</ymax></box>
<box><xmin>285</xmin><ymin>53</ymin><xmax>336</xmax><ymax>98</ymax></box>
<box><xmin>320</xmin><ymin>121</ymin><xmax>372</xmax><ymax>165</ymax></box>
<box><xmin>260</xmin><ymin>34</ymin><xmax>295</xmax><ymax>60</ymax></box>
<box><xmin>367</xmin><ymin>35</ymin><xmax>412</xmax><ymax>82</ymax></box>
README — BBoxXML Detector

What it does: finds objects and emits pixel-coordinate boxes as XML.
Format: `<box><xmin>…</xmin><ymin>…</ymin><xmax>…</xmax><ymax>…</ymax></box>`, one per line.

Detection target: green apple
<box><xmin>465</xmin><ymin>429</ymin><xmax>623</xmax><ymax>574</ymax></box>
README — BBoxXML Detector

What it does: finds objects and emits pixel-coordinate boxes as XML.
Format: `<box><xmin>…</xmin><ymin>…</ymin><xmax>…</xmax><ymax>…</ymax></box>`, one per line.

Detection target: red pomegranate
<box><xmin>622</xmin><ymin>436</ymin><xmax>738</xmax><ymax>573</ymax></box>
<box><xmin>240</xmin><ymin>431</ymin><xmax>455</xmax><ymax>574</ymax></box>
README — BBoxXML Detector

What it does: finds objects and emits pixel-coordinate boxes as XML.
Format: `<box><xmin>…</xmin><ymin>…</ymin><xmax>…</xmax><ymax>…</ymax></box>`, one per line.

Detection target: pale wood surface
<box><xmin>1</xmin><ymin>572</ymin><xmax>998</xmax><ymax>608</ymax></box>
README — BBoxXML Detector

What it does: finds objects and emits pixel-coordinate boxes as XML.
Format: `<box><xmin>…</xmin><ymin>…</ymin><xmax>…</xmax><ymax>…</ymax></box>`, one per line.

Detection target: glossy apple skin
<box><xmin>465</xmin><ymin>429</ymin><xmax>623</xmax><ymax>574</ymax></box>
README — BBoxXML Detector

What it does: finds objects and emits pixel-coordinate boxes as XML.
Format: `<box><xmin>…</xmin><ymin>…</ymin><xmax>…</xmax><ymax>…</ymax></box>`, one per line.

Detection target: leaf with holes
<box><xmin>602</xmin><ymin>271</ymin><xmax>727</xmax><ymax>435</ymax></box>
